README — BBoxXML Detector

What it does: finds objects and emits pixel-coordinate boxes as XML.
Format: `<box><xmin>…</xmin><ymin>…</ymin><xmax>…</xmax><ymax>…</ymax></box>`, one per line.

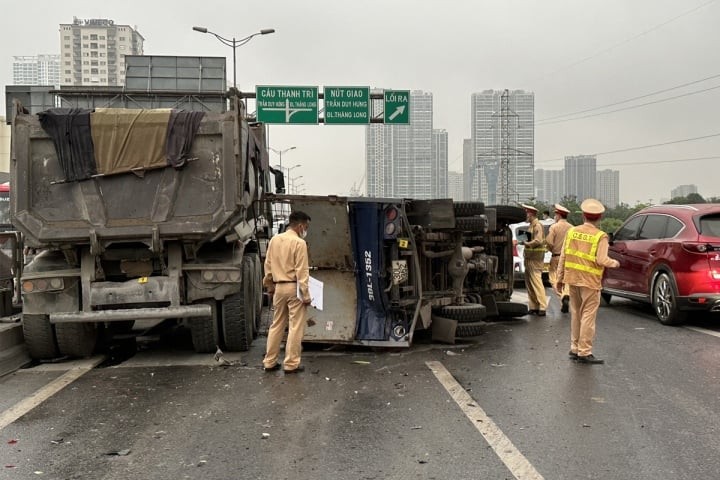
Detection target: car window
<box><xmin>638</xmin><ymin>214</ymin><xmax>668</xmax><ymax>240</ymax></box>
<box><xmin>614</xmin><ymin>215</ymin><xmax>644</xmax><ymax>241</ymax></box>
<box><xmin>699</xmin><ymin>214</ymin><xmax>720</xmax><ymax>238</ymax></box>
<box><xmin>666</xmin><ymin>217</ymin><xmax>684</xmax><ymax>238</ymax></box>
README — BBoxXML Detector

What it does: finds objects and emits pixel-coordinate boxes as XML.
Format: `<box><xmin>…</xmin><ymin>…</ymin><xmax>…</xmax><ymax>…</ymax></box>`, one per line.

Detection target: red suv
<box><xmin>602</xmin><ymin>204</ymin><xmax>720</xmax><ymax>325</ymax></box>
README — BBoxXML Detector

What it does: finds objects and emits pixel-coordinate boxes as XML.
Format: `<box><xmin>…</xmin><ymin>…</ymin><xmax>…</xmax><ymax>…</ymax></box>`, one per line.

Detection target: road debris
<box><xmin>106</xmin><ymin>449</ymin><xmax>131</xmax><ymax>456</ymax></box>
<box><xmin>261</xmin><ymin>433</ymin><xmax>270</xmax><ymax>439</ymax></box>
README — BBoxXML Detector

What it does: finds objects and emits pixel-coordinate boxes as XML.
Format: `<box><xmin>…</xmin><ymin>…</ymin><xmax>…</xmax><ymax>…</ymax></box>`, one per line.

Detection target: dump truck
<box><xmin>266</xmin><ymin>195</ymin><xmax>527</xmax><ymax>347</ymax></box>
<box><xmin>10</xmin><ymin>98</ymin><xmax>270</xmax><ymax>359</ymax></box>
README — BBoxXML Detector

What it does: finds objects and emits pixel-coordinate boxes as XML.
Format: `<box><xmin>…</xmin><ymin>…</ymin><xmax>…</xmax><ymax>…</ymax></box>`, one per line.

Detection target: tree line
<box><xmin>524</xmin><ymin>192</ymin><xmax>720</xmax><ymax>233</ymax></box>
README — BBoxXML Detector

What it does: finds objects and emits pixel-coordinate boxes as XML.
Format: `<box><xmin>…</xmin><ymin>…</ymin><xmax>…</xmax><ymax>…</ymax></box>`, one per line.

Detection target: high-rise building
<box><xmin>564</xmin><ymin>155</ymin><xmax>596</xmax><ymax>202</ymax></box>
<box><xmin>596</xmin><ymin>169</ymin><xmax>620</xmax><ymax>208</ymax></box>
<box><xmin>366</xmin><ymin>91</ymin><xmax>441</xmax><ymax>199</ymax></box>
<box><xmin>470</xmin><ymin>90</ymin><xmax>534</xmax><ymax>204</ymax></box>
<box><xmin>12</xmin><ymin>55</ymin><xmax>60</xmax><ymax>86</ymax></box>
<box><xmin>670</xmin><ymin>184</ymin><xmax>698</xmax><ymax>199</ymax></box>
<box><xmin>431</xmin><ymin>129</ymin><xmax>448</xmax><ymax>198</ymax></box>
<box><xmin>59</xmin><ymin>17</ymin><xmax>144</xmax><ymax>86</ymax></box>
<box><xmin>462</xmin><ymin>138</ymin><xmax>473</xmax><ymax>200</ymax></box>
<box><xmin>535</xmin><ymin>169</ymin><xmax>565</xmax><ymax>204</ymax></box>
<box><xmin>448</xmin><ymin>171</ymin><xmax>463</xmax><ymax>201</ymax></box>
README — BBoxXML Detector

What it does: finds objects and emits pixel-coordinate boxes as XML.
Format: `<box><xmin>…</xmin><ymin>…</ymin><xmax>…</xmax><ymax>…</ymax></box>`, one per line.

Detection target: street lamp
<box><xmin>192</xmin><ymin>26</ymin><xmax>275</xmax><ymax>90</ymax></box>
<box><xmin>290</xmin><ymin>175</ymin><xmax>303</xmax><ymax>194</ymax></box>
<box><xmin>269</xmin><ymin>146</ymin><xmax>296</xmax><ymax>170</ymax></box>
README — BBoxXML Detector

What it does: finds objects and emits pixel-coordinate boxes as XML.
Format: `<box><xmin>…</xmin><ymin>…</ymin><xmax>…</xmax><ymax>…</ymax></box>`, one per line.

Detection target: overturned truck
<box><xmin>11</xmin><ymin>99</ymin><xmax>270</xmax><ymax>359</ymax></box>
<box><xmin>268</xmin><ymin>195</ymin><xmax>527</xmax><ymax>347</ymax></box>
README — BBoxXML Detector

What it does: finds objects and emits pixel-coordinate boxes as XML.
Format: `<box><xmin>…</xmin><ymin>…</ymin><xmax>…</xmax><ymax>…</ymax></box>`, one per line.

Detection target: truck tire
<box><xmin>489</xmin><ymin>205</ymin><xmax>526</xmax><ymax>225</ymax></box>
<box><xmin>496</xmin><ymin>301</ymin><xmax>528</xmax><ymax>318</ymax></box>
<box><xmin>455</xmin><ymin>216</ymin><xmax>487</xmax><ymax>232</ymax></box>
<box><xmin>189</xmin><ymin>300</ymin><xmax>220</xmax><ymax>353</ymax></box>
<box><xmin>433</xmin><ymin>303</ymin><xmax>487</xmax><ymax>323</ymax></box>
<box><xmin>455</xmin><ymin>321</ymin><xmax>485</xmax><ymax>338</ymax></box>
<box><xmin>453</xmin><ymin>202</ymin><xmax>485</xmax><ymax>217</ymax></box>
<box><xmin>22</xmin><ymin>314</ymin><xmax>59</xmax><ymax>360</ymax></box>
<box><xmin>222</xmin><ymin>258</ymin><xmax>254</xmax><ymax>352</ymax></box>
<box><xmin>56</xmin><ymin>323</ymin><xmax>98</xmax><ymax>358</ymax></box>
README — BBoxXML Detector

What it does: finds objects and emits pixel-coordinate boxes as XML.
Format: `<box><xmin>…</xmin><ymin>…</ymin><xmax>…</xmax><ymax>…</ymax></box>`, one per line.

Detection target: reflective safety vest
<box><xmin>564</xmin><ymin>228</ymin><xmax>605</xmax><ymax>276</ymax></box>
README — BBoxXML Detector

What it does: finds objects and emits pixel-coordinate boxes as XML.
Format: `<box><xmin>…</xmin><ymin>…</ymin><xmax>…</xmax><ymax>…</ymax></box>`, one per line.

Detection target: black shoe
<box><xmin>568</xmin><ymin>351</ymin><xmax>578</xmax><ymax>360</ymax></box>
<box><xmin>577</xmin><ymin>354</ymin><xmax>604</xmax><ymax>364</ymax></box>
<box><xmin>537</xmin><ymin>310</ymin><xmax>546</xmax><ymax>317</ymax></box>
<box><xmin>284</xmin><ymin>365</ymin><xmax>305</xmax><ymax>374</ymax></box>
<box><xmin>561</xmin><ymin>296</ymin><xmax>570</xmax><ymax>313</ymax></box>
<box><xmin>528</xmin><ymin>309</ymin><xmax>539</xmax><ymax>316</ymax></box>
<box><xmin>263</xmin><ymin>363</ymin><xmax>281</xmax><ymax>372</ymax></box>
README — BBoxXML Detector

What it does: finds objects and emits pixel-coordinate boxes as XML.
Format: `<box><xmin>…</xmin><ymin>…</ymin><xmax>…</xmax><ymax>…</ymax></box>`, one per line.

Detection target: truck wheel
<box><xmin>433</xmin><ymin>303</ymin><xmax>487</xmax><ymax>323</ymax></box>
<box><xmin>496</xmin><ymin>301</ymin><xmax>528</xmax><ymax>318</ymax></box>
<box><xmin>455</xmin><ymin>321</ymin><xmax>485</xmax><ymax>338</ymax></box>
<box><xmin>453</xmin><ymin>202</ymin><xmax>485</xmax><ymax>216</ymax></box>
<box><xmin>222</xmin><ymin>258</ymin><xmax>254</xmax><ymax>351</ymax></box>
<box><xmin>22</xmin><ymin>314</ymin><xmax>59</xmax><ymax>360</ymax></box>
<box><xmin>189</xmin><ymin>300</ymin><xmax>220</xmax><ymax>353</ymax></box>
<box><xmin>455</xmin><ymin>216</ymin><xmax>487</xmax><ymax>232</ymax></box>
<box><xmin>489</xmin><ymin>205</ymin><xmax>526</xmax><ymax>225</ymax></box>
<box><xmin>56</xmin><ymin>323</ymin><xmax>98</xmax><ymax>358</ymax></box>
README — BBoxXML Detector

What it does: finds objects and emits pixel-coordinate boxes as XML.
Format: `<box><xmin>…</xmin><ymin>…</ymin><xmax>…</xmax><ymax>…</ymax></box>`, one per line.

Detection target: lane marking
<box><xmin>426</xmin><ymin>361</ymin><xmax>544</xmax><ymax>480</ymax></box>
<box><xmin>0</xmin><ymin>356</ymin><xmax>104</xmax><ymax>431</ymax></box>
<box><xmin>685</xmin><ymin>326</ymin><xmax>720</xmax><ymax>339</ymax></box>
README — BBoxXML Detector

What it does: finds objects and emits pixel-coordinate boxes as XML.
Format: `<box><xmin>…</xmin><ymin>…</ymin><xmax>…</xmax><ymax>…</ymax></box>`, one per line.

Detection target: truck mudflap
<box><xmin>49</xmin><ymin>305</ymin><xmax>212</xmax><ymax>324</ymax></box>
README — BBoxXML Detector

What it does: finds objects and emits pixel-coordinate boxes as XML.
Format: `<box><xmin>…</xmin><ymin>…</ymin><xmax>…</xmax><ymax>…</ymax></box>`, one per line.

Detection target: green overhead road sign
<box><xmin>324</xmin><ymin>86</ymin><xmax>370</xmax><ymax>124</ymax></box>
<box><xmin>256</xmin><ymin>85</ymin><xmax>318</xmax><ymax>124</ymax></box>
<box><xmin>384</xmin><ymin>90</ymin><xmax>410</xmax><ymax>124</ymax></box>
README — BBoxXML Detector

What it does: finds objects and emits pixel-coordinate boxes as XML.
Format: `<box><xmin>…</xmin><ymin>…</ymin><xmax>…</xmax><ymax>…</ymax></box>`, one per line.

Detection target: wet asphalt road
<box><xmin>1</xmin><ymin>289</ymin><xmax>720</xmax><ymax>480</ymax></box>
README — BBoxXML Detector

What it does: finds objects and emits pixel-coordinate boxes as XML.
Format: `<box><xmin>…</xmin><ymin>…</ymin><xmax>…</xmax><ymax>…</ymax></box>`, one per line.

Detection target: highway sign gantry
<box><xmin>256</xmin><ymin>86</ymin><xmax>319</xmax><ymax>124</ymax></box>
<box><xmin>323</xmin><ymin>86</ymin><xmax>370</xmax><ymax>124</ymax></box>
<box><xmin>383</xmin><ymin>90</ymin><xmax>410</xmax><ymax>124</ymax></box>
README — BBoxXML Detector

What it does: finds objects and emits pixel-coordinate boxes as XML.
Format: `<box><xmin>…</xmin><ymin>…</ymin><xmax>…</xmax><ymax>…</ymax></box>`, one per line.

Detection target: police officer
<box><xmin>545</xmin><ymin>203</ymin><xmax>573</xmax><ymax>313</ymax></box>
<box><xmin>520</xmin><ymin>204</ymin><xmax>548</xmax><ymax>316</ymax></box>
<box><xmin>556</xmin><ymin>199</ymin><xmax>619</xmax><ymax>364</ymax></box>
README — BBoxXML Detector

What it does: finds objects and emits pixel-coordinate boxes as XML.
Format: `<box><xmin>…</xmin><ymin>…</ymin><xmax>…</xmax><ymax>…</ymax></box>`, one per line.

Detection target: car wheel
<box><xmin>652</xmin><ymin>273</ymin><xmax>686</xmax><ymax>326</ymax></box>
<box><xmin>601</xmin><ymin>292</ymin><xmax>612</xmax><ymax>305</ymax></box>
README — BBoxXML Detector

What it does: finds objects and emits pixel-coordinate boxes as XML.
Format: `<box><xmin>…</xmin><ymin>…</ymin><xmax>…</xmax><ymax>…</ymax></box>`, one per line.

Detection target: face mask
<box><xmin>300</xmin><ymin>227</ymin><xmax>308</xmax><ymax>239</ymax></box>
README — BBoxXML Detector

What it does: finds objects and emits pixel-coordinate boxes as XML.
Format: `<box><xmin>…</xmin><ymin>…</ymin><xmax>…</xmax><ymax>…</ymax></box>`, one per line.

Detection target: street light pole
<box><xmin>269</xmin><ymin>146</ymin><xmax>296</xmax><ymax>170</ymax></box>
<box><xmin>192</xmin><ymin>26</ymin><xmax>275</xmax><ymax>90</ymax></box>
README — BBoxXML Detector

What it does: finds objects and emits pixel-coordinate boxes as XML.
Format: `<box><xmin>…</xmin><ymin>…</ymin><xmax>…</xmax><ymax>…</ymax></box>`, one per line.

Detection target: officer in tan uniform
<box><xmin>262</xmin><ymin>211</ymin><xmax>312</xmax><ymax>374</ymax></box>
<box><xmin>520</xmin><ymin>204</ymin><xmax>548</xmax><ymax>316</ymax></box>
<box><xmin>556</xmin><ymin>199</ymin><xmax>619</xmax><ymax>364</ymax></box>
<box><xmin>545</xmin><ymin>203</ymin><xmax>573</xmax><ymax>313</ymax></box>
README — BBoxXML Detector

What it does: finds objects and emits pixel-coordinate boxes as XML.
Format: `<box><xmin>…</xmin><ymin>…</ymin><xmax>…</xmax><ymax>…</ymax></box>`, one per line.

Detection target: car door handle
<box><xmin>649</xmin><ymin>249</ymin><xmax>656</xmax><ymax>256</ymax></box>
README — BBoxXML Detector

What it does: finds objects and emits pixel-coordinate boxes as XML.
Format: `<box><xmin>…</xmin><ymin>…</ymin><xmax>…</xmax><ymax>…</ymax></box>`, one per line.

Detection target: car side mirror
<box><xmin>608</xmin><ymin>232</ymin><xmax>615</xmax><ymax>244</ymax></box>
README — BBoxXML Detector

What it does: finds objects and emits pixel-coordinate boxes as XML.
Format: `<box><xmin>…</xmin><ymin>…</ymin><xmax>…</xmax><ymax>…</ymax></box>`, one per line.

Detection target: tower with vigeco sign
<box><xmin>59</xmin><ymin>17</ymin><xmax>144</xmax><ymax>86</ymax></box>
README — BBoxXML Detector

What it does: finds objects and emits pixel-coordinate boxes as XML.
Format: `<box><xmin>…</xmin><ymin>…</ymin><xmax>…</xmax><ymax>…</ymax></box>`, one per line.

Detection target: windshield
<box><xmin>0</xmin><ymin>192</ymin><xmax>10</xmax><ymax>228</ymax></box>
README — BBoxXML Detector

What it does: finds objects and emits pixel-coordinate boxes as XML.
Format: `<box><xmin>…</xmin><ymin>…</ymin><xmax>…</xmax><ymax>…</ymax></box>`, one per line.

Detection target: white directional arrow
<box><xmin>263</xmin><ymin>99</ymin><xmax>314</xmax><ymax>122</ymax></box>
<box><xmin>388</xmin><ymin>105</ymin><xmax>406</xmax><ymax>121</ymax></box>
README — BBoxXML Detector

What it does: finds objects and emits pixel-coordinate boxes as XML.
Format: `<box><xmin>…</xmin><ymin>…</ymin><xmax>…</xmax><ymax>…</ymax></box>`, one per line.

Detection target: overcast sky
<box><xmin>2</xmin><ymin>0</ymin><xmax>719</xmax><ymax>204</ymax></box>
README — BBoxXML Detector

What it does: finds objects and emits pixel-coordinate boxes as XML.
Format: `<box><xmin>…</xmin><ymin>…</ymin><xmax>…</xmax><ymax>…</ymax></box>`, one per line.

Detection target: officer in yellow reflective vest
<box><xmin>556</xmin><ymin>199</ymin><xmax>619</xmax><ymax>364</ymax></box>
<box><xmin>546</xmin><ymin>203</ymin><xmax>573</xmax><ymax>313</ymax></box>
<box><xmin>520</xmin><ymin>204</ymin><xmax>548</xmax><ymax>316</ymax></box>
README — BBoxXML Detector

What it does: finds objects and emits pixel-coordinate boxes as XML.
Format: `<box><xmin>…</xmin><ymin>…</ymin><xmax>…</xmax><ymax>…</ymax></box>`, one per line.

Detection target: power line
<box><xmin>536</xmin><ymin>0</ymin><xmax>717</xmax><ymax>81</ymax></box>
<box><xmin>536</xmin><ymin>72</ymin><xmax>720</xmax><ymax>123</ymax></box>
<box><xmin>536</xmin><ymin>84</ymin><xmax>720</xmax><ymax>126</ymax></box>
<box><xmin>536</xmin><ymin>132</ymin><xmax>720</xmax><ymax>164</ymax></box>
<box><xmin>599</xmin><ymin>155</ymin><xmax>720</xmax><ymax>167</ymax></box>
